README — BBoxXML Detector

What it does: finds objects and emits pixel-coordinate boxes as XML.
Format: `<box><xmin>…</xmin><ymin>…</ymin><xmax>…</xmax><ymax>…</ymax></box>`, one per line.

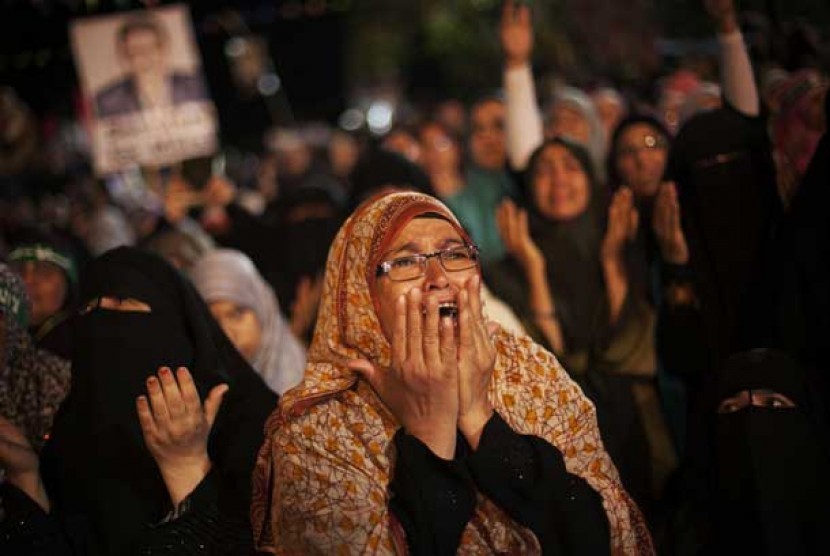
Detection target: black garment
<box><xmin>348</xmin><ymin>148</ymin><xmax>434</xmax><ymax>210</ymax></box>
<box><xmin>666</xmin><ymin>105</ymin><xmax>782</xmax><ymax>386</ymax></box>
<box><xmin>40</xmin><ymin>247</ymin><xmax>277</xmax><ymax>556</ymax></box>
<box><xmin>0</xmin><ymin>482</ymin><xmax>73</xmax><ymax>556</ymax></box>
<box><xmin>390</xmin><ymin>431</ymin><xmax>477</xmax><ymax>556</ymax></box>
<box><xmin>662</xmin><ymin>349</ymin><xmax>830</xmax><ymax>556</ymax></box>
<box><xmin>215</xmin><ymin>201</ymin><xmax>340</xmax><ymax>329</ymax></box>
<box><xmin>389</xmin><ymin>412</ymin><xmax>610</xmax><ymax>556</ymax></box>
<box><xmin>767</xmin><ymin>92</ymin><xmax>830</xmax><ymax>407</ymax></box>
<box><xmin>0</xmin><ymin>471</ymin><xmax>263</xmax><ymax>556</ymax></box>
<box><xmin>30</xmin><ymin>309</ymin><xmax>74</xmax><ymax>361</ymax></box>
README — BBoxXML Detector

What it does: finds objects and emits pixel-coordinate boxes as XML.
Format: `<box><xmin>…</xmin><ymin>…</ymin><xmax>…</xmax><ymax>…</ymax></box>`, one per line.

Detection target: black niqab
<box><xmin>693</xmin><ymin>349</ymin><xmax>830</xmax><ymax>555</ymax></box>
<box><xmin>41</xmin><ymin>247</ymin><xmax>277</xmax><ymax>555</ymax></box>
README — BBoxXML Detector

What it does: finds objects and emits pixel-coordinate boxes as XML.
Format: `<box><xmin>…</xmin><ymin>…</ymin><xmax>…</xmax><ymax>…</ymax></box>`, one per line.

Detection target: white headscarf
<box><xmin>189</xmin><ymin>249</ymin><xmax>306</xmax><ymax>395</ymax></box>
<box><xmin>548</xmin><ymin>86</ymin><xmax>608</xmax><ymax>182</ymax></box>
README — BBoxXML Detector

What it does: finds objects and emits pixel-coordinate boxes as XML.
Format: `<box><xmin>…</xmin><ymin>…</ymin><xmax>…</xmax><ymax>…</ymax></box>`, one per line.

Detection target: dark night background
<box><xmin>1</xmin><ymin>0</ymin><xmax>828</xmax><ymax>144</ymax></box>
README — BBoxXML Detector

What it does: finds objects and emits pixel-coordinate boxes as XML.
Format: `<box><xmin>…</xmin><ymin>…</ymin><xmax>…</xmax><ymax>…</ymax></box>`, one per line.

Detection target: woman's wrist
<box><xmin>458</xmin><ymin>405</ymin><xmax>494</xmax><ymax>451</ymax></box>
<box><xmin>158</xmin><ymin>455</ymin><xmax>212</xmax><ymax>507</ymax></box>
<box><xmin>405</xmin><ymin>423</ymin><xmax>457</xmax><ymax>461</ymax></box>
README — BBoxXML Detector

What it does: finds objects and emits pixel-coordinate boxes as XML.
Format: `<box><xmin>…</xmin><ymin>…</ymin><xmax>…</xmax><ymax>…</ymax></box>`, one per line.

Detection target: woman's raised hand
<box><xmin>601</xmin><ymin>187</ymin><xmax>639</xmax><ymax>263</ymax></box>
<box><xmin>136</xmin><ymin>367</ymin><xmax>228</xmax><ymax>506</ymax></box>
<box><xmin>349</xmin><ymin>289</ymin><xmax>459</xmax><ymax>459</ymax></box>
<box><xmin>704</xmin><ymin>0</ymin><xmax>738</xmax><ymax>34</ymax></box>
<box><xmin>653</xmin><ymin>182</ymin><xmax>690</xmax><ymax>265</ymax></box>
<box><xmin>500</xmin><ymin>0</ymin><xmax>533</xmax><ymax>68</ymax></box>
<box><xmin>497</xmin><ymin>199</ymin><xmax>545</xmax><ymax>274</ymax></box>
<box><xmin>457</xmin><ymin>276</ymin><xmax>497</xmax><ymax>449</ymax></box>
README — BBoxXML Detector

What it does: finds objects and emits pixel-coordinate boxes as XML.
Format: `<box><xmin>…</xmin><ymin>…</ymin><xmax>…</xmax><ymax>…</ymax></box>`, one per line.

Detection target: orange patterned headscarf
<box><xmin>251</xmin><ymin>191</ymin><xmax>654</xmax><ymax>555</ymax></box>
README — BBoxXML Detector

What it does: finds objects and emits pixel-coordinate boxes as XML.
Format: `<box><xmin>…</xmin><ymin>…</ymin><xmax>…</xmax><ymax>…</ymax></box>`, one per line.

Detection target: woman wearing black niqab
<box><xmin>663</xmin><ymin>349</ymin><xmax>830</xmax><ymax>555</ymax></box>
<box><xmin>40</xmin><ymin>247</ymin><xmax>278</xmax><ymax>555</ymax></box>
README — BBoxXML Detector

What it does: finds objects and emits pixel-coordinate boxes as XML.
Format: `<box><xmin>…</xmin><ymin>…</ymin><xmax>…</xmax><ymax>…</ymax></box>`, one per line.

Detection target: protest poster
<box><xmin>70</xmin><ymin>5</ymin><xmax>217</xmax><ymax>175</ymax></box>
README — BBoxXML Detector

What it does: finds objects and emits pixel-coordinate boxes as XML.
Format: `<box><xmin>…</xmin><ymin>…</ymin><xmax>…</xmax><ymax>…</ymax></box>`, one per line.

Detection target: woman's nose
<box><xmin>422</xmin><ymin>256</ymin><xmax>449</xmax><ymax>290</ymax></box>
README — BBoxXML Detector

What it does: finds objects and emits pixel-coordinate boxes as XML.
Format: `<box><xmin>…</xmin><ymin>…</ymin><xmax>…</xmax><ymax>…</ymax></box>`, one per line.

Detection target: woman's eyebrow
<box><xmin>439</xmin><ymin>238</ymin><xmax>465</xmax><ymax>248</ymax></box>
<box><xmin>383</xmin><ymin>237</ymin><xmax>465</xmax><ymax>259</ymax></box>
<box><xmin>384</xmin><ymin>242</ymin><xmax>420</xmax><ymax>258</ymax></box>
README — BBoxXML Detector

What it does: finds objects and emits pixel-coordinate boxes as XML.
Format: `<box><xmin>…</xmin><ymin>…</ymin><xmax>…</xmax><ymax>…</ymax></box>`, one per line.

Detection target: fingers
<box><xmin>348</xmin><ymin>358</ymin><xmax>378</xmax><ymax>389</ymax></box>
<box><xmin>406</xmin><ymin>289</ymin><xmax>424</xmax><ymax>366</ymax></box>
<box><xmin>439</xmin><ymin>312</ymin><xmax>456</xmax><ymax>369</ymax></box>
<box><xmin>629</xmin><ymin>205</ymin><xmax>640</xmax><ymax>240</ymax></box>
<box><xmin>146</xmin><ymin>373</ymin><xmax>170</xmax><ymax>426</ymax></box>
<box><xmin>203</xmin><ymin>384</ymin><xmax>229</xmax><ymax>428</ymax></box>
<box><xmin>516</xmin><ymin>206</ymin><xmax>534</xmax><ymax>246</ymax></box>
<box><xmin>501</xmin><ymin>0</ymin><xmax>515</xmax><ymax>22</ymax></box>
<box><xmin>496</xmin><ymin>199</ymin><xmax>515</xmax><ymax>248</ymax></box>
<box><xmin>517</xmin><ymin>2</ymin><xmax>530</xmax><ymax>25</ymax></box>
<box><xmin>653</xmin><ymin>182</ymin><xmax>678</xmax><ymax>237</ymax></box>
<box><xmin>392</xmin><ymin>294</ymin><xmax>407</xmax><ymax>365</ymax></box>
<box><xmin>467</xmin><ymin>275</ymin><xmax>484</xmax><ymax>322</ymax></box>
<box><xmin>176</xmin><ymin>367</ymin><xmax>201</xmax><ymax>414</ymax></box>
<box><xmin>467</xmin><ymin>276</ymin><xmax>495</xmax><ymax>353</ymax></box>
<box><xmin>158</xmin><ymin>366</ymin><xmax>186</xmax><ymax>418</ymax></box>
<box><xmin>422</xmin><ymin>296</ymin><xmax>441</xmax><ymax>369</ymax></box>
<box><xmin>136</xmin><ymin>395</ymin><xmax>158</xmax><ymax>440</ymax></box>
<box><xmin>458</xmin><ymin>288</ymin><xmax>474</xmax><ymax>352</ymax></box>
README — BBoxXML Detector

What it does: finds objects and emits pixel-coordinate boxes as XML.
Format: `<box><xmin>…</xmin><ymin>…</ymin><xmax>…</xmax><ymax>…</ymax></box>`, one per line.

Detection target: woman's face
<box><xmin>469</xmin><ymin>100</ymin><xmax>506</xmax><ymax>171</ymax></box>
<box><xmin>373</xmin><ymin>217</ymin><xmax>478</xmax><ymax>342</ymax></box>
<box><xmin>532</xmin><ymin>144</ymin><xmax>591</xmax><ymax>221</ymax></box>
<box><xmin>419</xmin><ymin>123</ymin><xmax>460</xmax><ymax>176</ymax></box>
<box><xmin>13</xmin><ymin>260</ymin><xmax>68</xmax><ymax>327</ymax></box>
<box><xmin>209</xmin><ymin>300</ymin><xmax>263</xmax><ymax>362</ymax></box>
<box><xmin>614</xmin><ymin>123</ymin><xmax>668</xmax><ymax>198</ymax></box>
<box><xmin>546</xmin><ymin>104</ymin><xmax>591</xmax><ymax>145</ymax></box>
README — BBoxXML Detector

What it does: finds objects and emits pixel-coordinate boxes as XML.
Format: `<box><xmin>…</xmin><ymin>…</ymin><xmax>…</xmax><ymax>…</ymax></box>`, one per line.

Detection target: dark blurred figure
<box><xmin>36</xmin><ymin>248</ymin><xmax>277</xmax><ymax>555</ymax></box>
<box><xmin>667</xmin><ymin>105</ymin><xmax>782</xmax><ymax>402</ymax></box>
<box><xmin>766</xmin><ymin>86</ymin><xmax>830</xmax><ymax>409</ymax></box>
<box><xmin>8</xmin><ymin>229</ymin><xmax>82</xmax><ymax>360</ymax></box>
<box><xmin>0</xmin><ymin>264</ymin><xmax>71</xmax><ymax>449</ymax></box>
<box><xmin>661</xmin><ymin>349</ymin><xmax>830</xmax><ymax>556</ymax></box>
<box><xmin>348</xmin><ymin>147</ymin><xmax>433</xmax><ymax>209</ymax></box>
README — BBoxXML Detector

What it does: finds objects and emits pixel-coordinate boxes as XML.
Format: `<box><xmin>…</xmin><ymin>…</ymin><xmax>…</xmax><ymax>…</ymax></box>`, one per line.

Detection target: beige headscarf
<box><xmin>251</xmin><ymin>191</ymin><xmax>653</xmax><ymax>555</ymax></box>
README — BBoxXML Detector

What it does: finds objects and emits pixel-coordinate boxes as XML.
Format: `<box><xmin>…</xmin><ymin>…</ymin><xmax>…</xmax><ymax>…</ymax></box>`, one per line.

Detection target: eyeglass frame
<box><xmin>375</xmin><ymin>243</ymin><xmax>480</xmax><ymax>281</ymax></box>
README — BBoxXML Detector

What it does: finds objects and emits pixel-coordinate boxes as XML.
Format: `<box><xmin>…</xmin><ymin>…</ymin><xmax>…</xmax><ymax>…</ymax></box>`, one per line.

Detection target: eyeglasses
<box><xmin>376</xmin><ymin>244</ymin><xmax>479</xmax><ymax>281</ymax></box>
<box><xmin>617</xmin><ymin>134</ymin><xmax>668</xmax><ymax>158</ymax></box>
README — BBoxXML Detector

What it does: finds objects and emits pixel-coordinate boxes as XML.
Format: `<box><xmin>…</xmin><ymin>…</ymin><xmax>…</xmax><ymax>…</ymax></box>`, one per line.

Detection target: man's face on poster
<box><xmin>120</xmin><ymin>27</ymin><xmax>167</xmax><ymax>79</ymax></box>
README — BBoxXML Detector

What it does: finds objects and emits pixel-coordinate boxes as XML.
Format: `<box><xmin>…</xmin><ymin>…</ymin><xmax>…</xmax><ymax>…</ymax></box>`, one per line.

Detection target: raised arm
<box><xmin>501</xmin><ymin>0</ymin><xmax>544</xmax><ymax>170</ymax></box>
<box><xmin>706</xmin><ymin>0</ymin><xmax>760</xmax><ymax>116</ymax></box>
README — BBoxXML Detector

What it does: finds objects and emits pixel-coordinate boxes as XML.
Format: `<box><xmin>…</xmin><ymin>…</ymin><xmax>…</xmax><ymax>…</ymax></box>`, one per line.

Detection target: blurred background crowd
<box><xmin>0</xmin><ymin>0</ymin><xmax>829</xmax><ymax>553</ymax></box>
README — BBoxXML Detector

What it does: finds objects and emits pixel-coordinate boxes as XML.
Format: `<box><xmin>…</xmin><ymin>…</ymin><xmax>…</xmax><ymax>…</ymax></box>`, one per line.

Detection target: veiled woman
<box><xmin>252</xmin><ymin>191</ymin><xmax>653</xmax><ymax>555</ymax></box>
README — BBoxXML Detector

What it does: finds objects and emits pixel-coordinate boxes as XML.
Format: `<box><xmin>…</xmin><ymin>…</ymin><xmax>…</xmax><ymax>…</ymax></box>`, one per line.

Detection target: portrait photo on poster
<box><xmin>70</xmin><ymin>4</ymin><xmax>218</xmax><ymax>175</ymax></box>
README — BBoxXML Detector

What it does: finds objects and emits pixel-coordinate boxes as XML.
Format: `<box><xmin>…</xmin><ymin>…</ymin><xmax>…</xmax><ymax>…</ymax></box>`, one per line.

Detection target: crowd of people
<box><xmin>1</xmin><ymin>0</ymin><xmax>829</xmax><ymax>554</ymax></box>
